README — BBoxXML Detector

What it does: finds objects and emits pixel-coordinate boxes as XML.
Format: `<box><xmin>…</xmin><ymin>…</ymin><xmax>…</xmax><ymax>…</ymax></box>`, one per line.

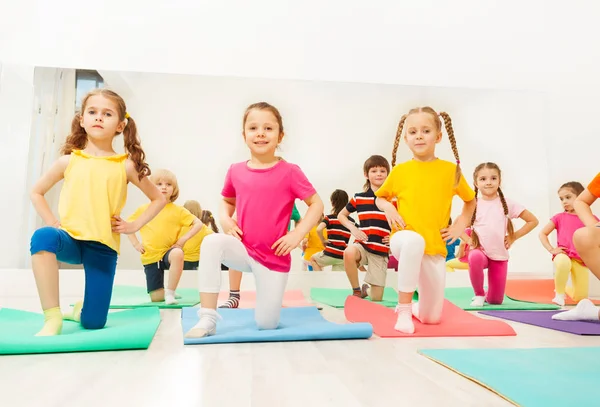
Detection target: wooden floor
<box><xmin>2</xmin><ymin>273</ymin><xmax>600</xmax><ymax>407</ymax></box>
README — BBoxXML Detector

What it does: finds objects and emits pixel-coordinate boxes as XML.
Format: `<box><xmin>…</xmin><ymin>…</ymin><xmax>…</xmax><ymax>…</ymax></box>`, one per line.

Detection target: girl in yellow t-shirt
<box><xmin>301</xmin><ymin>214</ymin><xmax>326</xmax><ymax>271</ymax></box>
<box><xmin>179</xmin><ymin>200</ymin><xmax>214</xmax><ymax>270</ymax></box>
<box><xmin>29</xmin><ymin>89</ymin><xmax>166</xmax><ymax>336</ymax></box>
<box><xmin>376</xmin><ymin>106</ymin><xmax>476</xmax><ymax>334</ymax></box>
<box><xmin>127</xmin><ymin>169</ymin><xmax>203</xmax><ymax>304</ymax></box>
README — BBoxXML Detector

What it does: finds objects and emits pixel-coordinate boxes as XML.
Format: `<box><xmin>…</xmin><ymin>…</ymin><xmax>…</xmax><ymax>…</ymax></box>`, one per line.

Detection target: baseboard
<box><xmin>0</xmin><ymin>268</ymin><xmax>563</xmax><ymax>298</ymax></box>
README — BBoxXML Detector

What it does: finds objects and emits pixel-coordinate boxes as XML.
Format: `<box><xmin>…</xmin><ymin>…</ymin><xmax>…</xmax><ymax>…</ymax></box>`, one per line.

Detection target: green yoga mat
<box><xmin>108</xmin><ymin>285</ymin><xmax>200</xmax><ymax>309</ymax></box>
<box><xmin>310</xmin><ymin>287</ymin><xmax>399</xmax><ymax>308</ymax></box>
<box><xmin>0</xmin><ymin>307</ymin><xmax>160</xmax><ymax>355</ymax></box>
<box><xmin>433</xmin><ymin>287</ymin><xmax>560</xmax><ymax>311</ymax></box>
<box><xmin>420</xmin><ymin>347</ymin><xmax>600</xmax><ymax>407</ymax></box>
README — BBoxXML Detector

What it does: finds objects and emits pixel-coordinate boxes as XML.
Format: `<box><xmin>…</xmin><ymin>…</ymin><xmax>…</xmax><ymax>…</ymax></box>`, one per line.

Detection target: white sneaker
<box><xmin>394</xmin><ymin>304</ymin><xmax>415</xmax><ymax>334</ymax></box>
<box><xmin>470</xmin><ymin>296</ymin><xmax>485</xmax><ymax>307</ymax></box>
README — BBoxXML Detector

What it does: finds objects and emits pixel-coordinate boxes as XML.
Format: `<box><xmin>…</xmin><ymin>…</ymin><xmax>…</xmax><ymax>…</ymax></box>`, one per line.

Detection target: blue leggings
<box><xmin>30</xmin><ymin>227</ymin><xmax>117</xmax><ymax>330</ymax></box>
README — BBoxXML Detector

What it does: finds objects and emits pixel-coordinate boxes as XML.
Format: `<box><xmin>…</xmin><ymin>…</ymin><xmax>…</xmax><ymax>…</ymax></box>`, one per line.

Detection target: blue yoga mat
<box><xmin>420</xmin><ymin>347</ymin><xmax>600</xmax><ymax>407</ymax></box>
<box><xmin>181</xmin><ymin>306</ymin><xmax>373</xmax><ymax>345</ymax></box>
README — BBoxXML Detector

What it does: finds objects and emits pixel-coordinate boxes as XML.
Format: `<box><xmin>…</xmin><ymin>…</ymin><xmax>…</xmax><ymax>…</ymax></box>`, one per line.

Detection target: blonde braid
<box><xmin>439</xmin><ymin>111</ymin><xmax>461</xmax><ymax>187</ymax></box>
<box><xmin>391</xmin><ymin>115</ymin><xmax>406</xmax><ymax>167</ymax></box>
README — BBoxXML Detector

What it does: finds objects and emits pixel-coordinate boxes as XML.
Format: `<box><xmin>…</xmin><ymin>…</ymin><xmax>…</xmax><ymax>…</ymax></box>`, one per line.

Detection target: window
<box><xmin>75</xmin><ymin>70</ymin><xmax>104</xmax><ymax>110</ymax></box>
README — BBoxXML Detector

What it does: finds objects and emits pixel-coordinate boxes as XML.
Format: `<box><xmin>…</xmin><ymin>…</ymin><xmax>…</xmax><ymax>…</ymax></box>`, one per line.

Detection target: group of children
<box><xmin>27</xmin><ymin>88</ymin><xmax>600</xmax><ymax>338</ymax></box>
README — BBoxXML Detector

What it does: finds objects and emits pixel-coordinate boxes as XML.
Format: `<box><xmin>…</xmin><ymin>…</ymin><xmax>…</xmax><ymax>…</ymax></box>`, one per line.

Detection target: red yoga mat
<box><xmin>343</xmin><ymin>296</ymin><xmax>516</xmax><ymax>337</ymax></box>
<box><xmin>217</xmin><ymin>290</ymin><xmax>313</xmax><ymax>308</ymax></box>
<box><xmin>505</xmin><ymin>279</ymin><xmax>600</xmax><ymax>306</ymax></box>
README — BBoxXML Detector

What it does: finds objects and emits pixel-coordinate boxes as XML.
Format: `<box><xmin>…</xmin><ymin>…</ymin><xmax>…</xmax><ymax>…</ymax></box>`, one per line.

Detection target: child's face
<box><xmin>558</xmin><ymin>188</ymin><xmax>577</xmax><ymax>213</ymax></box>
<box><xmin>475</xmin><ymin>168</ymin><xmax>500</xmax><ymax>198</ymax></box>
<box><xmin>155</xmin><ymin>179</ymin><xmax>174</xmax><ymax>201</ymax></box>
<box><xmin>243</xmin><ymin>109</ymin><xmax>282</xmax><ymax>158</ymax></box>
<box><xmin>366</xmin><ymin>166</ymin><xmax>388</xmax><ymax>189</ymax></box>
<box><xmin>80</xmin><ymin>95</ymin><xmax>125</xmax><ymax>142</ymax></box>
<box><xmin>404</xmin><ymin>112</ymin><xmax>442</xmax><ymax>160</ymax></box>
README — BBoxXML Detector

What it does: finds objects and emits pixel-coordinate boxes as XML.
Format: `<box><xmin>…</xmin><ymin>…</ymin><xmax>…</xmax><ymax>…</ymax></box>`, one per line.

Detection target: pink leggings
<box><xmin>468</xmin><ymin>249</ymin><xmax>508</xmax><ymax>304</ymax></box>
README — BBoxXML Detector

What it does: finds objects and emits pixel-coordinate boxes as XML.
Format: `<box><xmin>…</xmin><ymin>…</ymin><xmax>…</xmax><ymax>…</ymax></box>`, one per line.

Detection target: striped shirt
<box><xmin>322</xmin><ymin>214</ymin><xmax>356</xmax><ymax>259</ymax></box>
<box><xmin>346</xmin><ymin>188</ymin><xmax>394</xmax><ymax>256</ymax></box>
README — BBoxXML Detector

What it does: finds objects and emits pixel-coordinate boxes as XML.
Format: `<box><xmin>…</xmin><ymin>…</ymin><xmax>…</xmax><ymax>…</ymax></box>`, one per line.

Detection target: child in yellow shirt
<box><xmin>376</xmin><ymin>107</ymin><xmax>476</xmax><ymax>334</ymax></box>
<box><xmin>127</xmin><ymin>169</ymin><xmax>203</xmax><ymax>304</ymax></box>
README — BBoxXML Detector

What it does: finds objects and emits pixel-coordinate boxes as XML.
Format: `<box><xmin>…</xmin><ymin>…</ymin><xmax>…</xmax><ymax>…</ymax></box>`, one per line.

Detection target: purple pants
<box><xmin>468</xmin><ymin>249</ymin><xmax>508</xmax><ymax>304</ymax></box>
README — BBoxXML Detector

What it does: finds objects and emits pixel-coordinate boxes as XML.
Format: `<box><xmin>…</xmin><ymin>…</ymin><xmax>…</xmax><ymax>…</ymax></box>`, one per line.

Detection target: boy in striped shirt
<box><xmin>339</xmin><ymin>155</ymin><xmax>394</xmax><ymax>300</ymax></box>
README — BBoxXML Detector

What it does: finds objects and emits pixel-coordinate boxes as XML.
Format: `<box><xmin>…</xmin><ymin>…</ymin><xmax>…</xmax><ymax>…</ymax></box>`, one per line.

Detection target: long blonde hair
<box><xmin>183</xmin><ymin>200</ymin><xmax>202</xmax><ymax>218</ymax></box>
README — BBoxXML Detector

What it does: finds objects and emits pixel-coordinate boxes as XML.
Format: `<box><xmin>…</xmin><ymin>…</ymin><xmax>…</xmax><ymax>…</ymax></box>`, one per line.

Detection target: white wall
<box><xmin>1</xmin><ymin>1</ymin><xmax>600</xmax><ymax>275</ymax></box>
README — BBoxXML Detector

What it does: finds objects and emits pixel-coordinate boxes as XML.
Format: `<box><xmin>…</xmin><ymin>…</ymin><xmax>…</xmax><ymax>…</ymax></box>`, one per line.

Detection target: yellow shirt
<box><xmin>375</xmin><ymin>159</ymin><xmax>475</xmax><ymax>257</ymax></box>
<box><xmin>179</xmin><ymin>224</ymin><xmax>214</xmax><ymax>262</ymax></box>
<box><xmin>128</xmin><ymin>202</ymin><xmax>196</xmax><ymax>265</ymax></box>
<box><xmin>303</xmin><ymin>226</ymin><xmax>327</xmax><ymax>261</ymax></box>
<box><xmin>58</xmin><ymin>150</ymin><xmax>128</xmax><ymax>254</ymax></box>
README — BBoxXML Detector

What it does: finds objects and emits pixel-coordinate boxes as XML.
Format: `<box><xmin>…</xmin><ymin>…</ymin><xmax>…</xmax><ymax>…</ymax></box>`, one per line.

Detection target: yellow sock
<box><xmin>36</xmin><ymin>307</ymin><xmax>63</xmax><ymax>336</ymax></box>
<box><xmin>63</xmin><ymin>300</ymin><xmax>83</xmax><ymax>322</ymax></box>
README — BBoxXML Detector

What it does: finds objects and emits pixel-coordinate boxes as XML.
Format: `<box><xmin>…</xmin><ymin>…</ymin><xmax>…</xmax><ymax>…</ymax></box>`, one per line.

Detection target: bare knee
<box><xmin>344</xmin><ymin>246</ymin><xmax>359</xmax><ymax>262</ymax></box>
<box><xmin>169</xmin><ymin>248</ymin><xmax>184</xmax><ymax>263</ymax></box>
<box><xmin>574</xmin><ymin>227</ymin><xmax>599</xmax><ymax>251</ymax></box>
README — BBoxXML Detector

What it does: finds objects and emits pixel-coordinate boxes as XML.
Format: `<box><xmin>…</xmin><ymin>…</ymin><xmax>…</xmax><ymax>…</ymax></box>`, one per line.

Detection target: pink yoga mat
<box><xmin>217</xmin><ymin>290</ymin><xmax>313</xmax><ymax>308</ymax></box>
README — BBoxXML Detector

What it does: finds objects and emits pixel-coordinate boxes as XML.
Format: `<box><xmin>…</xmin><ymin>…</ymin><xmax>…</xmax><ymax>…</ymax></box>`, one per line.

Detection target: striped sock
<box><xmin>352</xmin><ymin>287</ymin><xmax>362</xmax><ymax>297</ymax></box>
<box><xmin>219</xmin><ymin>290</ymin><xmax>240</xmax><ymax>308</ymax></box>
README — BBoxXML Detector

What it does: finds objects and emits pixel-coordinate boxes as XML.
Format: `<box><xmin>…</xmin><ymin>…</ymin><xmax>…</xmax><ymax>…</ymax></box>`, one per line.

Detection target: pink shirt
<box><xmin>222</xmin><ymin>160</ymin><xmax>316</xmax><ymax>272</ymax></box>
<box><xmin>472</xmin><ymin>196</ymin><xmax>525</xmax><ymax>261</ymax></box>
<box><xmin>551</xmin><ymin>212</ymin><xmax>598</xmax><ymax>262</ymax></box>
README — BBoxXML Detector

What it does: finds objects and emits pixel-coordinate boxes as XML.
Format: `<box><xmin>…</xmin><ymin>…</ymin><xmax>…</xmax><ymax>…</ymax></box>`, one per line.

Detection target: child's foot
<box><xmin>63</xmin><ymin>300</ymin><xmax>83</xmax><ymax>322</ymax></box>
<box><xmin>394</xmin><ymin>304</ymin><xmax>415</xmax><ymax>334</ymax></box>
<box><xmin>219</xmin><ymin>290</ymin><xmax>240</xmax><ymax>308</ymax></box>
<box><xmin>552</xmin><ymin>299</ymin><xmax>599</xmax><ymax>321</ymax></box>
<box><xmin>184</xmin><ymin>308</ymin><xmax>220</xmax><ymax>338</ymax></box>
<box><xmin>165</xmin><ymin>289</ymin><xmax>178</xmax><ymax>305</ymax></box>
<box><xmin>552</xmin><ymin>293</ymin><xmax>565</xmax><ymax>307</ymax></box>
<box><xmin>352</xmin><ymin>286</ymin><xmax>367</xmax><ymax>299</ymax></box>
<box><xmin>35</xmin><ymin>307</ymin><xmax>63</xmax><ymax>336</ymax></box>
<box><xmin>470</xmin><ymin>296</ymin><xmax>485</xmax><ymax>307</ymax></box>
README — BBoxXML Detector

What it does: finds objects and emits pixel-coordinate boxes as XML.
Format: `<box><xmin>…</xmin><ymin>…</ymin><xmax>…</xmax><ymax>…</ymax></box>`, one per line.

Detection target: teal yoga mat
<box><xmin>0</xmin><ymin>307</ymin><xmax>161</xmax><ymax>355</ymax></box>
<box><xmin>108</xmin><ymin>285</ymin><xmax>200</xmax><ymax>309</ymax></box>
<box><xmin>419</xmin><ymin>347</ymin><xmax>600</xmax><ymax>407</ymax></box>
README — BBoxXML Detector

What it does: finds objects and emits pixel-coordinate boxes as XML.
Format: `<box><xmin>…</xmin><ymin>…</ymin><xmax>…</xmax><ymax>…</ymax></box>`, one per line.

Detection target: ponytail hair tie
<box><xmin>125</xmin><ymin>112</ymin><xmax>130</xmax><ymax>119</ymax></box>
<box><xmin>456</xmin><ymin>160</ymin><xmax>461</xmax><ymax>164</ymax></box>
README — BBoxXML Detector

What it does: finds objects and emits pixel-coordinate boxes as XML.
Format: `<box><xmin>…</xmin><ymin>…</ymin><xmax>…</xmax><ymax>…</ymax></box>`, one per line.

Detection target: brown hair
<box><xmin>559</xmin><ymin>181</ymin><xmax>585</xmax><ymax>196</ymax></box>
<box><xmin>470</xmin><ymin>162</ymin><xmax>514</xmax><ymax>249</ymax></box>
<box><xmin>150</xmin><ymin>169</ymin><xmax>179</xmax><ymax>202</ymax></box>
<box><xmin>183</xmin><ymin>200</ymin><xmax>202</xmax><ymax>218</ymax></box>
<box><xmin>201</xmin><ymin>210</ymin><xmax>219</xmax><ymax>233</ymax></box>
<box><xmin>363</xmin><ymin>155</ymin><xmax>390</xmax><ymax>191</ymax></box>
<box><xmin>330</xmin><ymin>189</ymin><xmax>349</xmax><ymax>216</ymax></box>
<box><xmin>392</xmin><ymin>107</ymin><xmax>461</xmax><ymax>186</ymax></box>
<box><xmin>243</xmin><ymin>102</ymin><xmax>284</xmax><ymax>136</ymax></box>
<box><xmin>61</xmin><ymin>89</ymin><xmax>150</xmax><ymax>180</ymax></box>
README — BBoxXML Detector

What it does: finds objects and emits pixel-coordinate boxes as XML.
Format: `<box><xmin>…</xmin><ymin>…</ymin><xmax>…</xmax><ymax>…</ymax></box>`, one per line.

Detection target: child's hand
<box><xmin>504</xmin><ymin>235</ymin><xmax>516</xmax><ymax>249</ymax></box>
<box><xmin>171</xmin><ymin>241</ymin><xmax>183</xmax><ymax>250</ymax></box>
<box><xmin>441</xmin><ymin>223</ymin><xmax>463</xmax><ymax>244</ymax></box>
<box><xmin>50</xmin><ymin>220</ymin><xmax>61</xmax><ymax>228</ymax></box>
<box><xmin>382</xmin><ymin>235</ymin><xmax>390</xmax><ymax>244</ymax></box>
<box><xmin>111</xmin><ymin>216</ymin><xmax>139</xmax><ymax>234</ymax></box>
<box><xmin>351</xmin><ymin>226</ymin><xmax>368</xmax><ymax>242</ymax></box>
<box><xmin>549</xmin><ymin>247</ymin><xmax>566</xmax><ymax>255</ymax></box>
<box><xmin>300</xmin><ymin>238</ymin><xmax>308</xmax><ymax>251</ymax></box>
<box><xmin>272</xmin><ymin>231</ymin><xmax>303</xmax><ymax>256</ymax></box>
<box><xmin>222</xmin><ymin>217</ymin><xmax>243</xmax><ymax>240</ymax></box>
<box><xmin>384</xmin><ymin>207</ymin><xmax>405</xmax><ymax>231</ymax></box>
<box><xmin>135</xmin><ymin>243</ymin><xmax>146</xmax><ymax>254</ymax></box>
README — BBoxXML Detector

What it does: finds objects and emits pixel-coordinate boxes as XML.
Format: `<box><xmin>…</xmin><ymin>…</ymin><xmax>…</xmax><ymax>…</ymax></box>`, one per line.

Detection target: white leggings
<box><xmin>198</xmin><ymin>233</ymin><xmax>289</xmax><ymax>329</ymax></box>
<box><xmin>390</xmin><ymin>230</ymin><xmax>446</xmax><ymax>324</ymax></box>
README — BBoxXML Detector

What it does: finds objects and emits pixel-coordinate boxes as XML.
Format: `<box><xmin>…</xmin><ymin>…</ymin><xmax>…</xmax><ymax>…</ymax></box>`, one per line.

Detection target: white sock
<box><xmin>552</xmin><ymin>293</ymin><xmax>565</xmax><ymax>307</ymax></box>
<box><xmin>165</xmin><ymin>289</ymin><xmax>178</xmax><ymax>305</ymax></box>
<box><xmin>184</xmin><ymin>308</ymin><xmax>219</xmax><ymax>338</ymax></box>
<box><xmin>411</xmin><ymin>302</ymin><xmax>420</xmax><ymax>319</ymax></box>
<box><xmin>470</xmin><ymin>296</ymin><xmax>485</xmax><ymax>307</ymax></box>
<box><xmin>394</xmin><ymin>303</ymin><xmax>415</xmax><ymax>334</ymax></box>
<box><xmin>552</xmin><ymin>299</ymin><xmax>600</xmax><ymax>321</ymax></box>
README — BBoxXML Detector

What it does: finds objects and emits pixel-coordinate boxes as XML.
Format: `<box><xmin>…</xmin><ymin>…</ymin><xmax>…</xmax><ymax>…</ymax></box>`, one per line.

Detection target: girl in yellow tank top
<box><xmin>29</xmin><ymin>89</ymin><xmax>166</xmax><ymax>337</ymax></box>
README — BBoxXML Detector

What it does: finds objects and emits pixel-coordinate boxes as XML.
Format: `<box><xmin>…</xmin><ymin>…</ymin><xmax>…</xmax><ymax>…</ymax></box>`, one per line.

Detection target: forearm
<box><xmin>127</xmin><ymin>233</ymin><xmax>140</xmax><ymax>246</ymax></box>
<box><xmin>454</xmin><ymin>199</ymin><xmax>476</xmax><ymax>231</ymax></box>
<box><xmin>293</xmin><ymin>201</ymin><xmax>324</xmax><ymax>238</ymax></box>
<box><xmin>514</xmin><ymin>219</ymin><xmax>539</xmax><ymax>240</ymax></box>
<box><xmin>574</xmin><ymin>200</ymin><xmax>597</xmax><ymax>227</ymax></box>
<box><xmin>375</xmin><ymin>197</ymin><xmax>395</xmax><ymax>212</ymax></box>
<box><xmin>30</xmin><ymin>193</ymin><xmax>59</xmax><ymax>226</ymax></box>
<box><xmin>538</xmin><ymin>232</ymin><xmax>554</xmax><ymax>252</ymax></box>
<box><xmin>220</xmin><ymin>200</ymin><xmax>236</xmax><ymax>221</ymax></box>
<box><xmin>131</xmin><ymin>197</ymin><xmax>166</xmax><ymax>232</ymax></box>
<box><xmin>337</xmin><ymin>213</ymin><xmax>356</xmax><ymax>232</ymax></box>
<box><xmin>177</xmin><ymin>221</ymin><xmax>203</xmax><ymax>246</ymax></box>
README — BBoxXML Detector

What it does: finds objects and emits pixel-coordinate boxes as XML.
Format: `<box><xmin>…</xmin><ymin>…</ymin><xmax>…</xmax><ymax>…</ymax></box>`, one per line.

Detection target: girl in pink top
<box><xmin>185</xmin><ymin>102</ymin><xmax>324</xmax><ymax>338</ymax></box>
<box><xmin>539</xmin><ymin>182</ymin><xmax>597</xmax><ymax>306</ymax></box>
<box><xmin>467</xmin><ymin>162</ymin><xmax>539</xmax><ymax>307</ymax></box>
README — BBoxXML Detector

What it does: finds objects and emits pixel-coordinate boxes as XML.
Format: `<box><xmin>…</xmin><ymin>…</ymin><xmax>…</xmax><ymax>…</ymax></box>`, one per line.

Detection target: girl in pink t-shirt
<box><xmin>467</xmin><ymin>162</ymin><xmax>539</xmax><ymax>307</ymax></box>
<box><xmin>539</xmin><ymin>182</ymin><xmax>597</xmax><ymax>306</ymax></box>
<box><xmin>185</xmin><ymin>102</ymin><xmax>324</xmax><ymax>338</ymax></box>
